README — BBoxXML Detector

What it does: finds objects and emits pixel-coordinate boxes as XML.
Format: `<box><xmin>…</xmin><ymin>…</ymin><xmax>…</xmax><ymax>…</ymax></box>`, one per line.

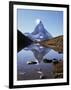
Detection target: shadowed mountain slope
<box><xmin>17</xmin><ymin>30</ymin><xmax>33</xmax><ymax>52</ymax></box>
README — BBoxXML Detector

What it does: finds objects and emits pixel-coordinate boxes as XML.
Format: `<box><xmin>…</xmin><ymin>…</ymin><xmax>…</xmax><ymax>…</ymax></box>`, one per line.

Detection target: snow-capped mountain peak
<box><xmin>24</xmin><ymin>21</ymin><xmax>52</xmax><ymax>41</ymax></box>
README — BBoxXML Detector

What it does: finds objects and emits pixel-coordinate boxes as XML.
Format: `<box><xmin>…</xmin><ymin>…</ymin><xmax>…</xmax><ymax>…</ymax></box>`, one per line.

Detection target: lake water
<box><xmin>17</xmin><ymin>43</ymin><xmax>63</xmax><ymax>80</ymax></box>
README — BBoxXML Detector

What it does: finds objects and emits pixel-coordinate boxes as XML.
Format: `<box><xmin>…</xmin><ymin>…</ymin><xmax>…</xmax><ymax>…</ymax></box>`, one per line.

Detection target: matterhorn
<box><xmin>24</xmin><ymin>21</ymin><xmax>52</xmax><ymax>41</ymax></box>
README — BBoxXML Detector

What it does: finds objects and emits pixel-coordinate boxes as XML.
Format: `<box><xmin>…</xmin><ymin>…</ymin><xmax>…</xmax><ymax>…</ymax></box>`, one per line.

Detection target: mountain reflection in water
<box><xmin>17</xmin><ymin>43</ymin><xmax>63</xmax><ymax>80</ymax></box>
<box><xmin>24</xmin><ymin>43</ymin><xmax>51</xmax><ymax>63</ymax></box>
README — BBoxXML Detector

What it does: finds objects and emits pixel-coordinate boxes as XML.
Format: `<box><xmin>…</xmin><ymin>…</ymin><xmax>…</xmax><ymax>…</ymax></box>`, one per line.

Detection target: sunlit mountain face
<box><xmin>24</xmin><ymin>21</ymin><xmax>52</xmax><ymax>42</ymax></box>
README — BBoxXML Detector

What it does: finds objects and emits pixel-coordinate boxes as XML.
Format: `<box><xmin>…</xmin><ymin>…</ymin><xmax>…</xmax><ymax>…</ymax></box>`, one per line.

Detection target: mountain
<box><xmin>17</xmin><ymin>30</ymin><xmax>33</xmax><ymax>52</ymax></box>
<box><xmin>40</xmin><ymin>35</ymin><xmax>63</xmax><ymax>53</ymax></box>
<box><xmin>24</xmin><ymin>21</ymin><xmax>52</xmax><ymax>42</ymax></box>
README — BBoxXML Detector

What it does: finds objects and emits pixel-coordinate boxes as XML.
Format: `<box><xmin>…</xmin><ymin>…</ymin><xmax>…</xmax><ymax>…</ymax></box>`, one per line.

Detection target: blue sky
<box><xmin>17</xmin><ymin>9</ymin><xmax>63</xmax><ymax>37</ymax></box>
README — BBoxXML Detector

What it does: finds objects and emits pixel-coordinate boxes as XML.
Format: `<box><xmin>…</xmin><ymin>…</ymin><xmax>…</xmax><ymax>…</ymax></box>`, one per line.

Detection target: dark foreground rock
<box><xmin>27</xmin><ymin>61</ymin><xmax>37</xmax><ymax>65</ymax></box>
<box><xmin>43</xmin><ymin>59</ymin><xmax>52</xmax><ymax>63</ymax></box>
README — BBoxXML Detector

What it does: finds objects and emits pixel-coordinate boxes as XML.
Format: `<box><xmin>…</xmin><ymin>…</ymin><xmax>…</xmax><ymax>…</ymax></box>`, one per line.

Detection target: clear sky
<box><xmin>17</xmin><ymin>9</ymin><xmax>63</xmax><ymax>37</ymax></box>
